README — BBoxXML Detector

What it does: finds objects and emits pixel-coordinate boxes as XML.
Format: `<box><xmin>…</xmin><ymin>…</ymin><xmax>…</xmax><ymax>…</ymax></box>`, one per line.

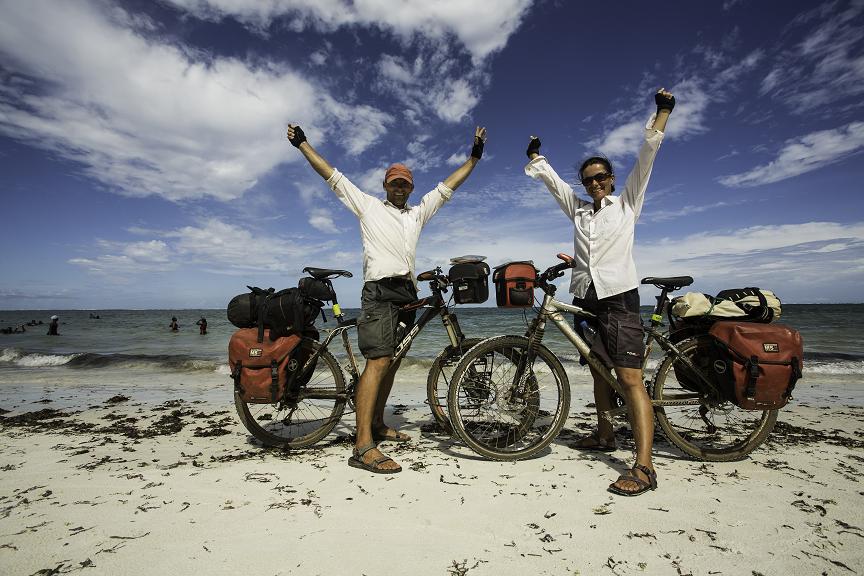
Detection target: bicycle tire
<box><xmin>234</xmin><ymin>338</ymin><xmax>347</xmax><ymax>448</ymax></box>
<box><xmin>652</xmin><ymin>335</ymin><xmax>778</xmax><ymax>461</ymax></box>
<box><xmin>447</xmin><ymin>335</ymin><xmax>570</xmax><ymax>461</ymax></box>
<box><xmin>426</xmin><ymin>338</ymin><xmax>484</xmax><ymax>434</ymax></box>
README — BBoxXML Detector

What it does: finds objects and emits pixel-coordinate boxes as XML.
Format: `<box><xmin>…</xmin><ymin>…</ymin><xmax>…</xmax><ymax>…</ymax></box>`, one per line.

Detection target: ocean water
<box><xmin>1</xmin><ymin>304</ymin><xmax>862</xmax><ymax>392</ymax></box>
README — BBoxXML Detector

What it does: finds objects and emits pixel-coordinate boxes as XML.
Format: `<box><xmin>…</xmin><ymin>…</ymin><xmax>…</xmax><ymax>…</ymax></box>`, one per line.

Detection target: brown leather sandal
<box><xmin>372</xmin><ymin>428</ymin><xmax>411</xmax><ymax>443</ymax></box>
<box><xmin>568</xmin><ymin>432</ymin><xmax>617</xmax><ymax>452</ymax></box>
<box><xmin>348</xmin><ymin>442</ymin><xmax>402</xmax><ymax>474</ymax></box>
<box><xmin>608</xmin><ymin>464</ymin><xmax>657</xmax><ymax>497</ymax></box>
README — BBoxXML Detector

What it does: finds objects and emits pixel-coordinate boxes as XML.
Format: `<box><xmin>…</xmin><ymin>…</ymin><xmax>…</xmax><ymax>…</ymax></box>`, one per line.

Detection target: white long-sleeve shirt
<box><xmin>327</xmin><ymin>169</ymin><xmax>453</xmax><ymax>285</ymax></box>
<box><xmin>524</xmin><ymin>115</ymin><xmax>665</xmax><ymax>299</ymax></box>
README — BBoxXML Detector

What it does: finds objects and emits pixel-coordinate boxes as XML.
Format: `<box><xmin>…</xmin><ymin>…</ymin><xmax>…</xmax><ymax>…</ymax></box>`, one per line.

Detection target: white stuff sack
<box><xmin>671</xmin><ymin>288</ymin><xmax>781</xmax><ymax>323</ymax></box>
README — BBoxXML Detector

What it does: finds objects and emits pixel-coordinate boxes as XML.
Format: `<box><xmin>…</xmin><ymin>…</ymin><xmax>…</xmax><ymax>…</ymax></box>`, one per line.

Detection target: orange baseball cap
<box><xmin>384</xmin><ymin>163</ymin><xmax>413</xmax><ymax>185</ymax></box>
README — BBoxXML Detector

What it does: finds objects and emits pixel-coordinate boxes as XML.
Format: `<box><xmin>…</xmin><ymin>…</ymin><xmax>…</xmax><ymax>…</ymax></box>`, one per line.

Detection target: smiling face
<box><xmin>384</xmin><ymin>178</ymin><xmax>413</xmax><ymax>208</ymax></box>
<box><xmin>580</xmin><ymin>162</ymin><xmax>615</xmax><ymax>205</ymax></box>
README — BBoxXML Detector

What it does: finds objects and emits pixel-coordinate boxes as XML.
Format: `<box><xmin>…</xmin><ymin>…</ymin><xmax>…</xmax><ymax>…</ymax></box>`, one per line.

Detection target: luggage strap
<box><xmin>785</xmin><ymin>356</ymin><xmax>802</xmax><ymax>399</ymax></box>
<box><xmin>745</xmin><ymin>355</ymin><xmax>759</xmax><ymax>400</ymax></box>
<box><xmin>741</xmin><ymin>354</ymin><xmax>803</xmax><ymax>401</ymax></box>
<box><xmin>257</xmin><ymin>292</ymin><xmax>274</xmax><ymax>343</ymax></box>
<box><xmin>231</xmin><ymin>361</ymin><xmax>243</xmax><ymax>394</ymax></box>
<box><xmin>285</xmin><ymin>348</ymin><xmax>303</xmax><ymax>400</ymax></box>
<box><xmin>270</xmin><ymin>359</ymin><xmax>279</xmax><ymax>403</ymax></box>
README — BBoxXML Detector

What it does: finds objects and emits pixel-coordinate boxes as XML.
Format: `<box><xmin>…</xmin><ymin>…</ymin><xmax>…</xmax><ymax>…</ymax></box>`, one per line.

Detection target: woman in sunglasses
<box><xmin>524</xmin><ymin>88</ymin><xmax>674</xmax><ymax>497</ymax></box>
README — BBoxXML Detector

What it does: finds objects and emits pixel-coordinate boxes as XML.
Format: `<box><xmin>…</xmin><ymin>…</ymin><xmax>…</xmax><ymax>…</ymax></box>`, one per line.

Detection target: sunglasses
<box><xmin>581</xmin><ymin>172</ymin><xmax>612</xmax><ymax>187</ymax></box>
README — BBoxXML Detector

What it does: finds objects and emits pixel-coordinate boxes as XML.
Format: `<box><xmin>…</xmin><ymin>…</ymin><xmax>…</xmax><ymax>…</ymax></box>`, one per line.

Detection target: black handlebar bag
<box><xmin>448</xmin><ymin>261</ymin><xmax>490</xmax><ymax>304</ymax></box>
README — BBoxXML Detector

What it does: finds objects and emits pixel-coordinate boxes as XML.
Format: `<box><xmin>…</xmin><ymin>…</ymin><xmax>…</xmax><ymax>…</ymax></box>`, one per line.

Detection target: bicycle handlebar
<box><xmin>539</xmin><ymin>253</ymin><xmax>576</xmax><ymax>285</ymax></box>
<box><xmin>417</xmin><ymin>267</ymin><xmax>450</xmax><ymax>293</ymax></box>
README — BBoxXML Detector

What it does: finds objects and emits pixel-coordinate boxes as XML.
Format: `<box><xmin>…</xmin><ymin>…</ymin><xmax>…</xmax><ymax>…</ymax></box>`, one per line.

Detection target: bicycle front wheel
<box><xmin>652</xmin><ymin>335</ymin><xmax>778</xmax><ymax>461</ymax></box>
<box><xmin>234</xmin><ymin>338</ymin><xmax>347</xmax><ymax>449</ymax></box>
<box><xmin>447</xmin><ymin>336</ymin><xmax>570</xmax><ymax>461</ymax></box>
<box><xmin>426</xmin><ymin>338</ymin><xmax>484</xmax><ymax>434</ymax></box>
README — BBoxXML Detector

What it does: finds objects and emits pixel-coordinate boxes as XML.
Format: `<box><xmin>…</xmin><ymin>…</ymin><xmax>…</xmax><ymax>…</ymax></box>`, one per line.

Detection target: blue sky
<box><xmin>1</xmin><ymin>0</ymin><xmax>863</xmax><ymax>309</ymax></box>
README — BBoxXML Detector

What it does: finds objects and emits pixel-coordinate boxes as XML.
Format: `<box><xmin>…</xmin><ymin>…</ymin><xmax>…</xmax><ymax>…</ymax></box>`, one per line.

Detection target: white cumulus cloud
<box><xmin>718</xmin><ymin>122</ymin><xmax>864</xmax><ymax>187</ymax></box>
<box><xmin>0</xmin><ymin>0</ymin><xmax>391</xmax><ymax>202</ymax></box>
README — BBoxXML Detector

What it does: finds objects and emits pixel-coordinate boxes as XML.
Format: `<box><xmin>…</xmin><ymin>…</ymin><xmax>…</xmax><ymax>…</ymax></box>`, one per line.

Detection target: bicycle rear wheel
<box><xmin>426</xmin><ymin>338</ymin><xmax>483</xmax><ymax>434</ymax></box>
<box><xmin>652</xmin><ymin>335</ymin><xmax>778</xmax><ymax>461</ymax></box>
<box><xmin>234</xmin><ymin>338</ymin><xmax>347</xmax><ymax>448</ymax></box>
<box><xmin>447</xmin><ymin>335</ymin><xmax>570</xmax><ymax>461</ymax></box>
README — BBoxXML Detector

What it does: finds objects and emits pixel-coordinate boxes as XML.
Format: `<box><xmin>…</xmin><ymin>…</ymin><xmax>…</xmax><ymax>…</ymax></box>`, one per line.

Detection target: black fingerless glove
<box><xmin>288</xmin><ymin>125</ymin><xmax>307</xmax><ymax>148</ymax></box>
<box><xmin>526</xmin><ymin>137</ymin><xmax>541</xmax><ymax>158</ymax></box>
<box><xmin>471</xmin><ymin>137</ymin><xmax>485</xmax><ymax>159</ymax></box>
<box><xmin>655</xmin><ymin>92</ymin><xmax>675</xmax><ymax>112</ymax></box>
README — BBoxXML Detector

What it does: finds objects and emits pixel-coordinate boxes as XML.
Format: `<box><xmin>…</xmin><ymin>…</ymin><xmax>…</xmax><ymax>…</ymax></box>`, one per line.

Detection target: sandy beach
<box><xmin>1</xmin><ymin>366</ymin><xmax>862</xmax><ymax>576</ymax></box>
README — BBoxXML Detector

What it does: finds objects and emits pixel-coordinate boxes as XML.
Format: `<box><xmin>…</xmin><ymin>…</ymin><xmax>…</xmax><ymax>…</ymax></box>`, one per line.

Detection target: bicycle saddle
<box><xmin>417</xmin><ymin>269</ymin><xmax>441</xmax><ymax>282</ymax></box>
<box><xmin>640</xmin><ymin>276</ymin><xmax>693</xmax><ymax>291</ymax></box>
<box><xmin>302</xmin><ymin>267</ymin><xmax>353</xmax><ymax>280</ymax></box>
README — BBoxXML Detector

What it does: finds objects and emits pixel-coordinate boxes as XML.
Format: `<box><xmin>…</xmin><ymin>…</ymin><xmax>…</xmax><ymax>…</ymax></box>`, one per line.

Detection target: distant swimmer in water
<box><xmin>169</xmin><ymin>316</ymin><xmax>179</xmax><ymax>332</ymax></box>
<box><xmin>196</xmin><ymin>316</ymin><xmax>208</xmax><ymax>335</ymax></box>
<box><xmin>47</xmin><ymin>315</ymin><xmax>59</xmax><ymax>336</ymax></box>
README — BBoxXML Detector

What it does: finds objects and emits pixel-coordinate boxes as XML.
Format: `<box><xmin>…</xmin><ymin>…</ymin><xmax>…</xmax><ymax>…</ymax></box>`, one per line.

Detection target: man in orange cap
<box><xmin>287</xmin><ymin>123</ymin><xmax>486</xmax><ymax>474</ymax></box>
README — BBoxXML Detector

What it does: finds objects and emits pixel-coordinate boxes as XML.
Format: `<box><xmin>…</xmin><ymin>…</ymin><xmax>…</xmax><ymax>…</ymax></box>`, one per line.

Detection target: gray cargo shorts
<box><xmin>357</xmin><ymin>278</ymin><xmax>418</xmax><ymax>359</ymax></box>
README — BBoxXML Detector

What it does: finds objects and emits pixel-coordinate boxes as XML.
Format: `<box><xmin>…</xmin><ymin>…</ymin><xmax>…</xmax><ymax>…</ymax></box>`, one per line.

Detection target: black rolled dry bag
<box><xmin>227</xmin><ymin>286</ymin><xmax>321</xmax><ymax>341</ymax></box>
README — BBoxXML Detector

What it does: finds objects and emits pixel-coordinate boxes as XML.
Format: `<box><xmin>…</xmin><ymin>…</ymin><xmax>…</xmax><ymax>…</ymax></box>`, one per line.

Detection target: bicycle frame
<box><xmin>534</xmin><ymin>292</ymin><xmax>621</xmax><ymax>391</ymax></box>
<box><xmin>530</xmin><ymin>288</ymin><xmax>725</xmax><ymax>423</ymax></box>
<box><xmin>293</xmin><ymin>275</ymin><xmax>468</xmax><ymax>406</ymax></box>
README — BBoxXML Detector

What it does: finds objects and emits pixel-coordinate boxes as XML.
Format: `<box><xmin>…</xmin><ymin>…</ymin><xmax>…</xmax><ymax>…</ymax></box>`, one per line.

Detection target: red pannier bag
<box><xmin>493</xmin><ymin>261</ymin><xmax>538</xmax><ymax>307</ymax></box>
<box><xmin>709</xmin><ymin>321</ymin><xmax>803</xmax><ymax>410</ymax></box>
<box><xmin>229</xmin><ymin>328</ymin><xmax>301</xmax><ymax>403</ymax></box>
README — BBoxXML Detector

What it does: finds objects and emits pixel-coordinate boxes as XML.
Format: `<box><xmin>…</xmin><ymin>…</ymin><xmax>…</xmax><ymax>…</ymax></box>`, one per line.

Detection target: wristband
<box><xmin>288</xmin><ymin>126</ymin><xmax>307</xmax><ymax>148</ymax></box>
<box><xmin>526</xmin><ymin>137</ymin><xmax>541</xmax><ymax>158</ymax></box>
<box><xmin>470</xmin><ymin>138</ymin><xmax>484</xmax><ymax>159</ymax></box>
<box><xmin>654</xmin><ymin>93</ymin><xmax>675</xmax><ymax>112</ymax></box>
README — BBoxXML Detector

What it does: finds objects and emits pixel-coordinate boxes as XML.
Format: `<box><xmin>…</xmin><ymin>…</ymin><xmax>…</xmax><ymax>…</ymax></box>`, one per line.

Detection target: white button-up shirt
<box><xmin>327</xmin><ymin>169</ymin><xmax>453</xmax><ymax>285</ymax></box>
<box><xmin>524</xmin><ymin>116</ymin><xmax>664</xmax><ymax>300</ymax></box>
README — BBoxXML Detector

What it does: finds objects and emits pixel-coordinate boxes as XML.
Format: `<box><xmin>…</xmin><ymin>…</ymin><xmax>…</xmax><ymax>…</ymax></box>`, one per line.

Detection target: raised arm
<box><xmin>618</xmin><ymin>88</ymin><xmax>676</xmax><ymax>217</ymax></box>
<box><xmin>523</xmin><ymin>136</ymin><xmax>580</xmax><ymax>218</ymax></box>
<box><xmin>286</xmin><ymin>124</ymin><xmax>335</xmax><ymax>180</ymax></box>
<box><xmin>651</xmin><ymin>88</ymin><xmax>674</xmax><ymax>133</ymax></box>
<box><xmin>442</xmin><ymin>126</ymin><xmax>487</xmax><ymax>190</ymax></box>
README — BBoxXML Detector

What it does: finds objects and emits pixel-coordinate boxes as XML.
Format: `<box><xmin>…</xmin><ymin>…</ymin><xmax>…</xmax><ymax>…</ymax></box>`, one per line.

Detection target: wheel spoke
<box><xmin>426</xmin><ymin>338</ymin><xmax>483</xmax><ymax>433</ymax></box>
<box><xmin>652</xmin><ymin>335</ymin><xmax>777</xmax><ymax>461</ymax></box>
<box><xmin>234</xmin><ymin>339</ymin><xmax>346</xmax><ymax>448</ymax></box>
<box><xmin>448</xmin><ymin>336</ymin><xmax>570</xmax><ymax>461</ymax></box>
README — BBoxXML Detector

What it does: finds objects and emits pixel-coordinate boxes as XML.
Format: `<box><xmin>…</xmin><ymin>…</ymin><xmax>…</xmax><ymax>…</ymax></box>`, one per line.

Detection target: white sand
<box><xmin>1</xmin><ymin>368</ymin><xmax>862</xmax><ymax>576</ymax></box>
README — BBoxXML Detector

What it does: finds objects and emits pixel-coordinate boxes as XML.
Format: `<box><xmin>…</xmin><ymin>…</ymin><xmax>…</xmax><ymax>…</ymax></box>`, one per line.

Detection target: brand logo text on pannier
<box><xmin>763</xmin><ymin>343</ymin><xmax>779</xmax><ymax>353</ymax></box>
<box><xmin>249</xmin><ymin>348</ymin><xmax>263</xmax><ymax>357</ymax></box>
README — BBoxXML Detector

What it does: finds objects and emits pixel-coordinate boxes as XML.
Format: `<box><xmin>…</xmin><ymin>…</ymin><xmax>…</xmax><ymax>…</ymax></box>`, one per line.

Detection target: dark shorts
<box><xmin>357</xmin><ymin>278</ymin><xmax>418</xmax><ymax>359</ymax></box>
<box><xmin>573</xmin><ymin>285</ymin><xmax>644</xmax><ymax>369</ymax></box>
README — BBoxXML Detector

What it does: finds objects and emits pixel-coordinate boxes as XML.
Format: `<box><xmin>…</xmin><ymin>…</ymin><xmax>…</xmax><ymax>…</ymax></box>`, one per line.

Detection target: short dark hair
<box><xmin>578</xmin><ymin>155</ymin><xmax>615</xmax><ymax>192</ymax></box>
